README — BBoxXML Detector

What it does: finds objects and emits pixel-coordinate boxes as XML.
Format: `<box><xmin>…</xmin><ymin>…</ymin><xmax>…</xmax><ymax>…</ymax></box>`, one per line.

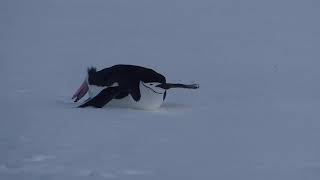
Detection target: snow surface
<box><xmin>1</xmin><ymin>0</ymin><xmax>320</xmax><ymax>179</ymax></box>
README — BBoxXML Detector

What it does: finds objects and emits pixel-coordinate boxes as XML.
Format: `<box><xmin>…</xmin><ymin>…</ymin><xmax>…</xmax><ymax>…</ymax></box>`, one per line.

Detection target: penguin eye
<box><xmin>150</xmin><ymin>83</ymin><xmax>154</xmax><ymax>86</ymax></box>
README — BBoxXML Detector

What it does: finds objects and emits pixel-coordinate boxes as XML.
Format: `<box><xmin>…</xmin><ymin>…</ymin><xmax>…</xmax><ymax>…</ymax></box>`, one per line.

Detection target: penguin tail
<box><xmin>87</xmin><ymin>66</ymin><xmax>97</xmax><ymax>77</ymax></box>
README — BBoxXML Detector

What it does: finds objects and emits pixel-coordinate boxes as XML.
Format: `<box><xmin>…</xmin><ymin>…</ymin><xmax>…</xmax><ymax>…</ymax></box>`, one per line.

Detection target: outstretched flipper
<box><xmin>130</xmin><ymin>81</ymin><xmax>141</xmax><ymax>101</ymax></box>
<box><xmin>157</xmin><ymin>83</ymin><xmax>199</xmax><ymax>90</ymax></box>
<box><xmin>78</xmin><ymin>87</ymin><xmax>120</xmax><ymax>108</ymax></box>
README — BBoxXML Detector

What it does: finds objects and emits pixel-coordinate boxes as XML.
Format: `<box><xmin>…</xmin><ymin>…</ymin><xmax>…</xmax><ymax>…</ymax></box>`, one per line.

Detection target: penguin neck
<box><xmin>123</xmin><ymin>81</ymin><xmax>165</xmax><ymax>110</ymax></box>
<box><xmin>139</xmin><ymin>81</ymin><xmax>165</xmax><ymax>96</ymax></box>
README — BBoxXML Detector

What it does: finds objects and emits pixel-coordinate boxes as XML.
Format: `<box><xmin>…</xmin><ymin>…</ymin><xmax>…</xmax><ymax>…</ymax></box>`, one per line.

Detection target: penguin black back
<box><xmin>87</xmin><ymin>64</ymin><xmax>166</xmax><ymax>87</ymax></box>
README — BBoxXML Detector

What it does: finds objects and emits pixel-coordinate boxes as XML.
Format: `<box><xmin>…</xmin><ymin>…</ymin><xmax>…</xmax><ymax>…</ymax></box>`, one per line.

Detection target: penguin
<box><xmin>72</xmin><ymin>64</ymin><xmax>199</xmax><ymax>110</ymax></box>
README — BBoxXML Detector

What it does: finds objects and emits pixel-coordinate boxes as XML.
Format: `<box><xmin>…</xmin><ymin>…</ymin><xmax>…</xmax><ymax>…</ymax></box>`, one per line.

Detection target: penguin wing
<box><xmin>130</xmin><ymin>80</ymin><xmax>141</xmax><ymax>102</ymax></box>
<box><xmin>78</xmin><ymin>87</ymin><xmax>120</xmax><ymax>108</ymax></box>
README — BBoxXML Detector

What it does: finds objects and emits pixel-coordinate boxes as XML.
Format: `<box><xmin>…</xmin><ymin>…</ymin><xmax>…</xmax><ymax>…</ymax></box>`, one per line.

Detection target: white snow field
<box><xmin>1</xmin><ymin>0</ymin><xmax>320</xmax><ymax>179</ymax></box>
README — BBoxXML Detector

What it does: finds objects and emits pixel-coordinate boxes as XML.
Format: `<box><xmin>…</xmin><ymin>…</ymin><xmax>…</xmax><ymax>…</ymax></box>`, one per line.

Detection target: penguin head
<box><xmin>141</xmin><ymin>82</ymin><xmax>166</xmax><ymax>94</ymax></box>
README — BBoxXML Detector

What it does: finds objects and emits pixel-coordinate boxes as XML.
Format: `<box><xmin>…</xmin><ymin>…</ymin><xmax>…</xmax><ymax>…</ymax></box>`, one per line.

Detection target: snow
<box><xmin>1</xmin><ymin>0</ymin><xmax>320</xmax><ymax>179</ymax></box>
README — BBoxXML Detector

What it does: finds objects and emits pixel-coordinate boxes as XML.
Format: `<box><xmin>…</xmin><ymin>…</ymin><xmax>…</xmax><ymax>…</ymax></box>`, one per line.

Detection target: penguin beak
<box><xmin>72</xmin><ymin>80</ymin><xmax>89</xmax><ymax>102</ymax></box>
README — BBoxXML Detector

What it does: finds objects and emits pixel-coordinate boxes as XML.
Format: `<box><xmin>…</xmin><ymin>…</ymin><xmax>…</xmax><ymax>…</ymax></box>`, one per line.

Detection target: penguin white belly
<box><xmin>108</xmin><ymin>81</ymin><xmax>165</xmax><ymax>110</ymax></box>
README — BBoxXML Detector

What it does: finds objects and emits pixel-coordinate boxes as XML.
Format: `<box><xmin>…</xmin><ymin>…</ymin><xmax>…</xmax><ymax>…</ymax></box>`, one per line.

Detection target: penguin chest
<box><xmin>108</xmin><ymin>81</ymin><xmax>166</xmax><ymax>110</ymax></box>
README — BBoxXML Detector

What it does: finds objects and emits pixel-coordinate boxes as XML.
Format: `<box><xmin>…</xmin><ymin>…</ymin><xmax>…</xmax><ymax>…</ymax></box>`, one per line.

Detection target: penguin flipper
<box><xmin>130</xmin><ymin>81</ymin><xmax>141</xmax><ymax>102</ymax></box>
<box><xmin>78</xmin><ymin>87</ymin><xmax>120</xmax><ymax>108</ymax></box>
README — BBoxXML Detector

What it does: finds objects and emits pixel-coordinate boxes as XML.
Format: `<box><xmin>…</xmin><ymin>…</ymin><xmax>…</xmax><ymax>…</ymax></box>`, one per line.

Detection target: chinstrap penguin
<box><xmin>72</xmin><ymin>64</ymin><xmax>199</xmax><ymax>110</ymax></box>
